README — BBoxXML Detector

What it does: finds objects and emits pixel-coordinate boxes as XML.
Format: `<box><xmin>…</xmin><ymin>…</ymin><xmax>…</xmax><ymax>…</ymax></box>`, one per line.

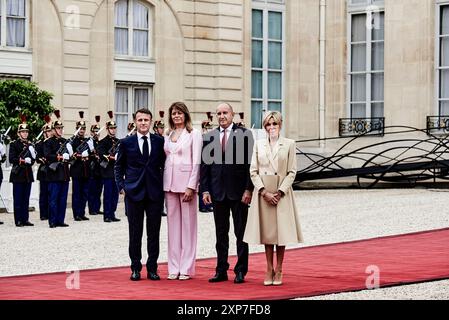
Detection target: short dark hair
<box><xmin>135</xmin><ymin>108</ymin><xmax>153</xmax><ymax>119</ymax></box>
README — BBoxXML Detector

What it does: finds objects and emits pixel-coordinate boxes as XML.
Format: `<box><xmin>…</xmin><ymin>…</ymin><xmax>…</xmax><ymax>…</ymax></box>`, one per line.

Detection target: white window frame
<box><xmin>114</xmin><ymin>0</ymin><xmax>153</xmax><ymax>59</ymax></box>
<box><xmin>251</xmin><ymin>0</ymin><xmax>285</xmax><ymax>129</ymax></box>
<box><xmin>436</xmin><ymin>1</ymin><xmax>449</xmax><ymax>116</ymax></box>
<box><xmin>0</xmin><ymin>0</ymin><xmax>30</xmax><ymax>49</ymax></box>
<box><xmin>115</xmin><ymin>83</ymin><xmax>153</xmax><ymax>138</ymax></box>
<box><xmin>347</xmin><ymin>0</ymin><xmax>384</xmax><ymax>119</ymax></box>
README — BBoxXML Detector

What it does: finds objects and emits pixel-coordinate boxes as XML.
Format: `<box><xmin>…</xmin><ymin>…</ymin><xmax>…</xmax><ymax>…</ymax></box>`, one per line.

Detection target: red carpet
<box><xmin>1</xmin><ymin>228</ymin><xmax>448</xmax><ymax>300</ymax></box>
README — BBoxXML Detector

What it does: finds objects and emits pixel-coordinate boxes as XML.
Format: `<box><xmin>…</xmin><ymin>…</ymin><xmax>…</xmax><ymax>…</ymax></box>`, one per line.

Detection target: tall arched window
<box><xmin>114</xmin><ymin>0</ymin><xmax>151</xmax><ymax>57</ymax></box>
<box><xmin>0</xmin><ymin>0</ymin><xmax>28</xmax><ymax>48</ymax></box>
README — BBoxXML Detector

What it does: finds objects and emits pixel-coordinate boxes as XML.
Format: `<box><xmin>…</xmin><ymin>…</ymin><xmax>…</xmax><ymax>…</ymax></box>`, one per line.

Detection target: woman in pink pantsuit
<box><xmin>163</xmin><ymin>102</ymin><xmax>203</xmax><ymax>280</ymax></box>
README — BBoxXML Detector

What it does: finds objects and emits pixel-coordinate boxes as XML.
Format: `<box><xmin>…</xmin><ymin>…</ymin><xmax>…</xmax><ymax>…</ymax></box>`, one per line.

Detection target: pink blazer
<box><xmin>163</xmin><ymin>128</ymin><xmax>203</xmax><ymax>193</ymax></box>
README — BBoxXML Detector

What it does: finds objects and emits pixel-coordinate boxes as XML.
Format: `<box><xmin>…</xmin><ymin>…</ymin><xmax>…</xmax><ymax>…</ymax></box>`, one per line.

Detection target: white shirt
<box><xmin>0</xmin><ymin>142</ymin><xmax>5</xmax><ymax>156</ymax></box>
<box><xmin>136</xmin><ymin>132</ymin><xmax>152</xmax><ymax>157</ymax></box>
<box><xmin>219</xmin><ymin>125</ymin><xmax>233</xmax><ymax>148</ymax></box>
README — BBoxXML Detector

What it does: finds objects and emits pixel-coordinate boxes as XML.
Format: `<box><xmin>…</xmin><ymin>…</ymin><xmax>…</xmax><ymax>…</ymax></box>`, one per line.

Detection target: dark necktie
<box><xmin>142</xmin><ymin>136</ymin><xmax>149</xmax><ymax>162</ymax></box>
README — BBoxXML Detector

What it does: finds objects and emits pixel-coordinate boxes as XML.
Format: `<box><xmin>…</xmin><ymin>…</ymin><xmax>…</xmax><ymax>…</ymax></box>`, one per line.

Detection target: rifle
<box><xmin>100</xmin><ymin>138</ymin><xmax>119</xmax><ymax>169</ymax></box>
<box><xmin>99</xmin><ymin>128</ymin><xmax>134</xmax><ymax>169</ymax></box>
<box><xmin>0</xmin><ymin>126</ymin><xmax>10</xmax><ymax>162</ymax></box>
<box><xmin>76</xmin><ymin>125</ymin><xmax>106</xmax><ymax>154</ymax></box>
<box><xmin>48</xmin><ymin>127</ymin><xmax>81</xmax><ymax>171</ymax></box>
<box><xmin>0</xmin><ymin>126</ymin><xmax>11</xmax><ymax>144</ymax></box>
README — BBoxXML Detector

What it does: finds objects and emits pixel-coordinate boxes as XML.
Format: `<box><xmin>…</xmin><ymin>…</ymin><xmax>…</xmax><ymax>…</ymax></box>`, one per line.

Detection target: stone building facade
<box><xmin>0</xmin><ymin>0</ymin><xmax>446</xmax><ymax>147</ymax></box>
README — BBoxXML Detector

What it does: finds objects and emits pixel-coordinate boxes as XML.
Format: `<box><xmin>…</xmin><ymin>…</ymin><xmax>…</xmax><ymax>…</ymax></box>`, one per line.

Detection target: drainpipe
<box><xmin>319</xmin><ymin>0</ymin><xmax>326</xmax><ymax>148</ymax></box>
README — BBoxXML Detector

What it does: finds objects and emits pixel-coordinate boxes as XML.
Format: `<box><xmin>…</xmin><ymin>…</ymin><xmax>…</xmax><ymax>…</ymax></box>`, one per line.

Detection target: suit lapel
<box><xmin>225</xmin><ymin>124</ymin><xmax>238</xmax><ymax>152</ymax></box>
<box><xmin>265</xmin><ymin>139</ymin><xmax>277</xmax><ymax>172</ymax></box>
<box><xmin>149</xmin><ymin>134</ymin><xmax>156</xmax><ymax>161</ymax></box>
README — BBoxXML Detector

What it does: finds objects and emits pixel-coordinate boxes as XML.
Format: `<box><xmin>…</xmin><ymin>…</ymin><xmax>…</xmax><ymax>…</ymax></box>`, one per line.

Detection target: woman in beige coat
<box><xmin>244</xmin><ymin>111</ymin><xmax>303</xmax><ymax>286</ymax></box>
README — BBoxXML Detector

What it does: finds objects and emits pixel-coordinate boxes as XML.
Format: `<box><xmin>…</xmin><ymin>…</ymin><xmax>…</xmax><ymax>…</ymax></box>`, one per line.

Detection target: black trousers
<box><xmin>126</xmin><ymin>195</ymin><xmax>163</xmax><ymax>273</ymax></box>
<box><xmin>212</xmin><ymin>198</ymin><xmax>249</xmax><ymax>275</ymax></box>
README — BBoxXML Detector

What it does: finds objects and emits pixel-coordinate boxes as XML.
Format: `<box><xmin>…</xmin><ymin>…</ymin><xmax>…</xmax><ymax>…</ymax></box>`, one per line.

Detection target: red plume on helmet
<box><xmin>239</xmin><ymin>112</ymin><xmax>244</xmax><ymax>120</ymax></box>
<box><xmin>76</xmin><ymin>110</ymin><xmax>86</xmax><ymax>129</ymax></box>
<box><xmin>42</xmin><ymin>115</ymin><xmax>52</xmax><ymax>132</ymax></box>
<box><xmin>91</xmin><ymin>115</ymin><xmax>101</xmax><ymax>132</ymax></box>
<box><xmin>106</xmin><ymin>111</ymin><xmax>117</xmax><ymax>129</ymax></box>
<box><xmin>54</xmin><ymin>110</ymin><xmax>61</xmax><ymax>119</ymax></box>
<box><xmin>52</xmin><ymin>109</ymin><xmax>64</xmax><ymax>129</ymax></box>
<box><xmin>159</xmin><ymin>111</ymin><xmax>165</xmax><ymax>118</ymax></box>
<box><xmin>17</xmin><ymin>114</ymin><xmax>29</xmax><ymax>132</ymax></box>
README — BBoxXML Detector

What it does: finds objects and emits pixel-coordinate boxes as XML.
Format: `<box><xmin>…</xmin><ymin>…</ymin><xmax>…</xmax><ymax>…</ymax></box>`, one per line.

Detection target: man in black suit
<box><xmin>200</xmin><ymin>103</ymin><xmax>254</xmax><ymax>284</ymax></box>
<box><xmin>115</xmin><ymin>108</ymin><xmax>166</xmax><ymax>281</ymax></box>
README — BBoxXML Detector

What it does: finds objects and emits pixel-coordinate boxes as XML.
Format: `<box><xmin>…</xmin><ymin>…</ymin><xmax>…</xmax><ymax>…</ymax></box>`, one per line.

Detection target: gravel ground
<box><xmin>0</xmin><ymin>189</ymin><xmax>448</xmax><ymax>299</ymax></box>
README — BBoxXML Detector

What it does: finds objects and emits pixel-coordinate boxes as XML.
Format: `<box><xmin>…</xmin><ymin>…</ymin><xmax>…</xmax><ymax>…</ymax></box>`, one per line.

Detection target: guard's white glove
<box><xmin>28</xmin><ymin>145</ymin><xmax>36</xmax><ymax>159</ymax></box>
<box><xmin>66</xmin><ymin>143</ymin><xmax>74</xmax><ymax>156</ymax></box>
<box><xmin>24</xmin><ymin>157</ymin><xmax>32</xmax><ymax>164</ymax></box>
<box><xmin>81</xmin><ymin>150</ymin><xmax>89</xmax><ymax>158</ymax></box>
<box><xmin>62</xmin><ymin>153</ymin><xmax>70</xmax><ymax>161</ymax></box>
<box><xmin>0</xmin><ymin>143</ymin><xmax>5</xmax><ymax>156</ymax></box>
<box><xmin>87</xmin><ymin>138</ymin><xmax>95</xmax><ymax>152</ymax></box>
<box><xmin>115</xmin><ymin>153</ymin><xmax>118</xmax><ymax>161</ymax></box>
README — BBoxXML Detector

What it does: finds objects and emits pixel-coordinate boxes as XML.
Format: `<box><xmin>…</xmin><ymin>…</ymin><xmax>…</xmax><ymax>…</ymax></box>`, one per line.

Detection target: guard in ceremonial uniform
<box><xmin>0</xmin><ymin>138</ymin><xmax>6</xmax><ymax>225</ymax></box>
<box><xmin>97</xmin><ymin>111</ymin><xmax>120</xmax><ymax>222</ymax></box>
<box><xmin>237</xmin><ymin>112</ymin><xmax>246</xmax><ymax>128</ymax></box>
<box><xmin>9</xmin><ymin>115</ymin><xmax>36</xmax><ymax>227</ymax></box>
<box><xmin>88</xmin><ymin>115</ymin><xmax>103</xmax><ymax>216</ymax></box>
<box><xmin>70</xmin><ymin>111</ymin><xmax>93</xmax><ymax>221</ymax></box>
<box><xmin>127</xmin><ymin>122</ymin><xmax>136</xmax><ymax>136</ymax></box>
<box><xmin>153</xmin><ymin>111</ymin><xmax>165</xmax><ymax>137</ymax></box>
<box><xmin>36</xmin><ymin>115</ymin><xmax>53</xmax><ymax>221</ymax></box>
<box><xmin>44</xmin><ymin>110</ymin><xmax>70</xmax><ymax>228</ymax></box>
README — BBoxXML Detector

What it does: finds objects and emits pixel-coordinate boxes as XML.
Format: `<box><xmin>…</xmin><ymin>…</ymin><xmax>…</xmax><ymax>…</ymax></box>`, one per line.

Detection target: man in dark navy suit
<box><xmin>115</xmin><ymin>108</ymin><xmax>166</xmax><ymax>281</ymax></box>
<box><xmin>200</xmin><ymin>103</ymin><xmax>254</xmax><ymax>284</ymax></box>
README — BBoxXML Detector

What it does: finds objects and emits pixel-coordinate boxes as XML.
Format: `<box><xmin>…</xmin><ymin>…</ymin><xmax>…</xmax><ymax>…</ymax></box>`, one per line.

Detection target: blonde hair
<box><xmin>262</xmin><ymin>111</ymin><xmax>283</xmax><ymax>129</ymax></box>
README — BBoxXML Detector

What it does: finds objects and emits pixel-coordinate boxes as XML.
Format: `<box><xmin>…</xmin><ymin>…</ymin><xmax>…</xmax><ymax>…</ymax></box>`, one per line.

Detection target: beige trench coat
<box><xmin>243</xmin><ymin>137</ymin><xmax>303</xmax><ymax>245</ymax></box>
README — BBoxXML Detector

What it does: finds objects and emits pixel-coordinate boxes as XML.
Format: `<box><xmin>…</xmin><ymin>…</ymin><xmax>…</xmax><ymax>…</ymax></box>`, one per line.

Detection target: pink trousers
<box><xmin>165</xmin><ymin>192</ymin><xmax>198</xmax><ymax>276</ymax></box>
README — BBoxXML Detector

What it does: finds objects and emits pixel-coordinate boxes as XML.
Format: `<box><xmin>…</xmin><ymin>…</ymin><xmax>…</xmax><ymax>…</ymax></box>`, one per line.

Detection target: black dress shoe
<box><xmin>104</xmin><ymin>218</ymin><xmax>112</xmax><ymax>223</ymax></box>
<box><xmin>0</xmin><ymin>221</ymin><xmax>4</xmax><ymax>225</ymax></box>
<box><xmin>209</xmin><ymin>273</ymin><xmax>228</xmax><ymax>283</ymax></box>
<box><xmin>80</xmin><ymin>216</ymin><xmax>89</xmax><ymax>221</ymax></box>
<box><xmin>111</xmin><ymin>217</ymin><xmax>121</xmax><ymax>222</ymax></box>
<box><xmin>40</xmin><ymin>217</ymin><xmax>48</xmax><ymax>221</ymax></box>
<box><xmin>130</xmin><ymin>270</ymin><xmax>141</xmax><ymax>281</ymax></box>
<box><xmin>89</xmin><ymin>212</ymin><xmax>98</xmax><ymax>215</ymax></box>
<box><xmin>74</xmin><ymin>217</ymin><xmax>82</xmax><ymax>221</ymax></box>
<box><xmin>147</xmin><ymin>272</ymin><xmax>161</xmax><ymax>281</ymax></box>
<box><xmin>16</xmin><ymin>222</ymin><xmax>24</xmax><ymax>227</ymax></box>
<box><xmin>23</xmin><ymin>221</ymin><xmax>34</xmax><ymax>227</ymax></box>
<box><xmin>207</xmin><ymin>208</ymin><xmax>214</xmax><ymax>212</ymax></box>
<box><xmin>57</xmin><ymin>223</ymin><xmax>69</xmax><ymax>227</ymax></box>
<box><xmin>49</xmin><ymin>224</ymin><xmax>57</xmax><ymax>228</ymax></box>
<box><xmin>234</xmin><ymin>272</ymin><xmax>245</xmax><ymax>284</ymax></box>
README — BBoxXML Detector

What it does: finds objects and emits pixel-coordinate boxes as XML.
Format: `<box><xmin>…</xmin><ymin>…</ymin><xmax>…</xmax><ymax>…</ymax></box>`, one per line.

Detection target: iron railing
<box><xmin>339</xmin><ymin>117</ymin><xmax>385</xmax><ymax>137</ymax></box>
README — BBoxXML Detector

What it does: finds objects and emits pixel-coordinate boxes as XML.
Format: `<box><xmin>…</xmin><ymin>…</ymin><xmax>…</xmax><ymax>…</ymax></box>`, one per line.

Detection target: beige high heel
<box><xmin>263</xmin><ymin>271</ymin><xmax>275</xmax><ymax>286</ymax></box>
<box><xmin>273</xmin><ymin>271</ymin><xmax>283</xmax><ymax>286</ymax></box>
